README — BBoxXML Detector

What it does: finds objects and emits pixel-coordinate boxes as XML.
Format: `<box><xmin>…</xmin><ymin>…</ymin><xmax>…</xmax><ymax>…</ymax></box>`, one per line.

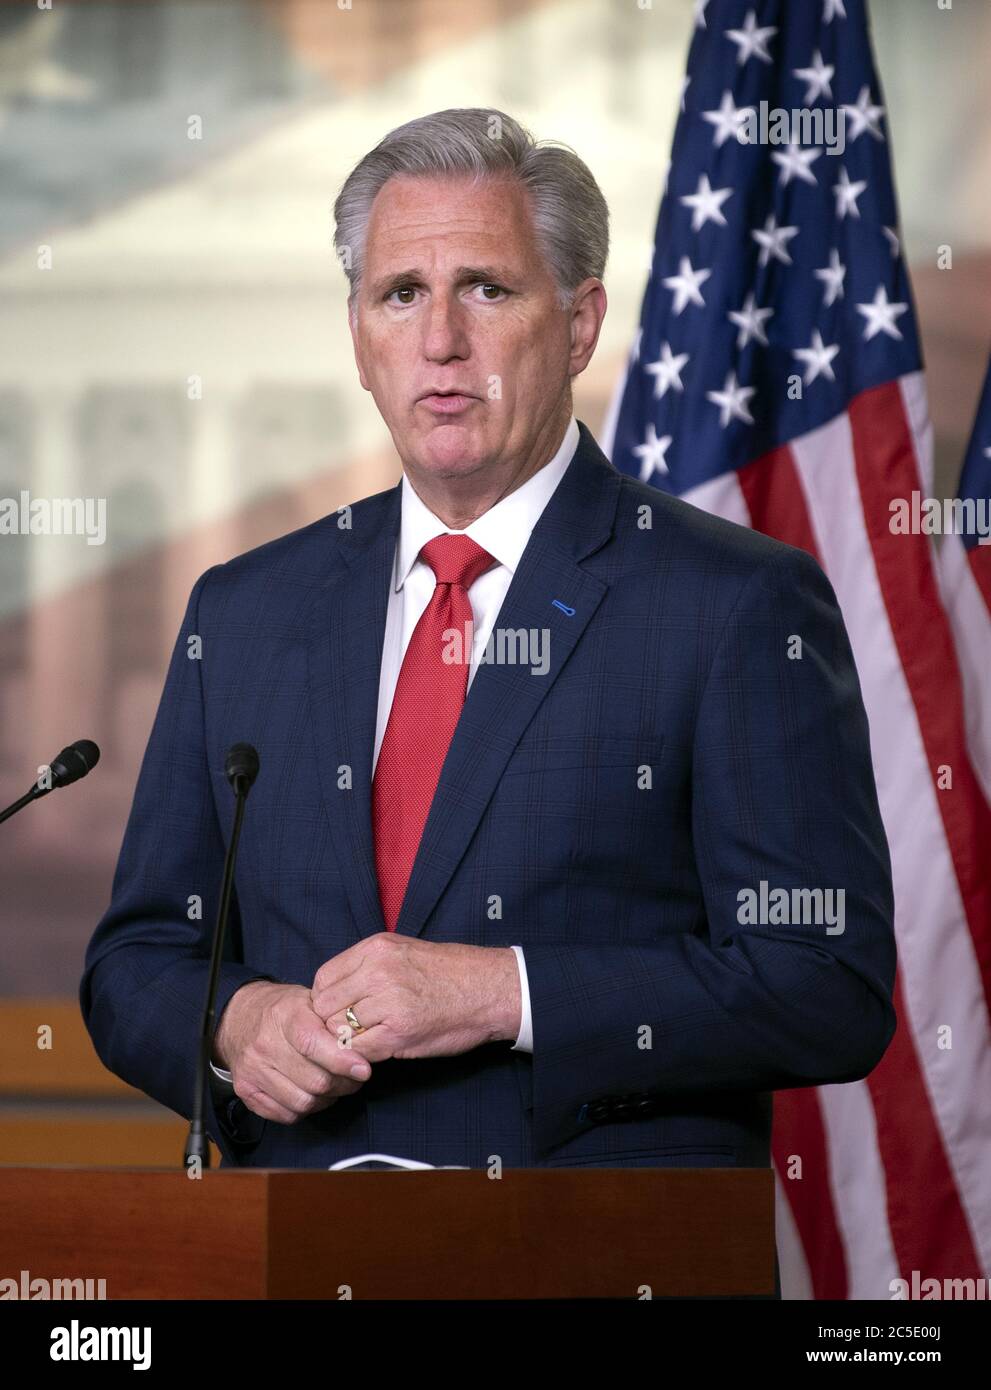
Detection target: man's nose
<box><xmin>423</xmin><ymin>291</ymin><xmax>470</xmax><ymax>360</ymax></box>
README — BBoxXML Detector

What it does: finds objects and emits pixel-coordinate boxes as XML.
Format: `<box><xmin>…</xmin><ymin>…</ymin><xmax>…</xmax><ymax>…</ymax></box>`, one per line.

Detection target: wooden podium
<box><xmin>0</xmin><ymin>1165</ymin><xmax>774</xmax><ymax>1299</ymax></box>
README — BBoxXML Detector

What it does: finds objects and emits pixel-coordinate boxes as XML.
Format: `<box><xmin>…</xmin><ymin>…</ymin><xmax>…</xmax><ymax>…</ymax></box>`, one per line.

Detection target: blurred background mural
<box><xmin>0</xmin><ymin>0</ymin><xmax>989</xmax><ymax>1158</ymax></box>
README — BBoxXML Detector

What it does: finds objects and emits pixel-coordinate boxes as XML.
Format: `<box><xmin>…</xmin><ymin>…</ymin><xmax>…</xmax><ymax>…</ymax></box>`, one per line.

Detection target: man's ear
<box><xmin>567</xmin><ymin>278</ymin><xmax>608</xmax><ymax>381</ymax></box>
<box><xmin>348</xmin><ymin>301</ymin><xmax>371</xmax><ymax>392</ymax></box>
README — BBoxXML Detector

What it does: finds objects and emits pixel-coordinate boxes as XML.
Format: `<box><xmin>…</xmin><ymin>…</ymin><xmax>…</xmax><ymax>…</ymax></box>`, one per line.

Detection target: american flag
<box><xmin>604</xmin><ymin>0</ymin><xmax>991</xmax><ymax>1299</ymax></box>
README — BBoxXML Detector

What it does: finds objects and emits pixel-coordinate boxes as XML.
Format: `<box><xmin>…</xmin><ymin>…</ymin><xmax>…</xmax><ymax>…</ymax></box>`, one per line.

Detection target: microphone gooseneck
<box><xmin>184</xmin><ymin>743</ymin><xmax>261</xmax><ymax>1170</ymax></box>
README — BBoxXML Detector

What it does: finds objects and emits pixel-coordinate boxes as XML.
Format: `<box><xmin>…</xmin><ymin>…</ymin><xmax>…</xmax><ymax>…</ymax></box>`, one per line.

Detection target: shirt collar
<box><xmin>394</xmin><ymin>415</ymin><xmax>579</xmax><ymax>591</ymax></box>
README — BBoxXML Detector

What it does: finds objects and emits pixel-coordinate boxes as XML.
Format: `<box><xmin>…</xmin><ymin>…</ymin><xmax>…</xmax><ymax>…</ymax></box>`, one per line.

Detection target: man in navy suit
<box><xmin>81</xmin><ymin>109</ymin><xmax>896</xmax><ymax>1194</ymax></box>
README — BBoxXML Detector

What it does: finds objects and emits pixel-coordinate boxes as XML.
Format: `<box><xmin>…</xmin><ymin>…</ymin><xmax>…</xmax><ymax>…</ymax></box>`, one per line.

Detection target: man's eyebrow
<box><xmin>369</xmin><ymin>265</ymin><xmax>516</xmax><ymax>297</ymax></box>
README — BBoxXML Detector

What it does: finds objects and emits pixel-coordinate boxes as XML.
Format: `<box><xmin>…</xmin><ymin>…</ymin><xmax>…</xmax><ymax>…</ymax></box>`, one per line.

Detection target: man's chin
<box><xmin>414</xmin><ymin>426</ymin><xmax>490</xmax><ymax>477</ymax></box>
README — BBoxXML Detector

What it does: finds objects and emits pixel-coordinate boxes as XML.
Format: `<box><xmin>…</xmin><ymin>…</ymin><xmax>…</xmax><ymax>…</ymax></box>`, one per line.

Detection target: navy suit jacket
<box><xmin>80</xmin><ymin>421</ymin><xmax>897</xmax><ymax>1170</ymax></box>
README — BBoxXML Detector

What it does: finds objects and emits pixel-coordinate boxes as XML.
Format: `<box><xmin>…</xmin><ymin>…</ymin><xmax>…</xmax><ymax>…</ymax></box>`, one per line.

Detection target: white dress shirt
<box><xmin>211</xmin><ymin>414</ymin><xmax>579</xmax><ymax>1080</ymax></box>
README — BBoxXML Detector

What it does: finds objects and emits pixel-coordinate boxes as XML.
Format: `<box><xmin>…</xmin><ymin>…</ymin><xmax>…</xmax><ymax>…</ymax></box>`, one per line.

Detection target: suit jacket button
<box><xmin>586</xmin><ymin>1099</ymin><xmax>613</xmax><ymax>1124</ymax></box>
<box><xmin>613</xmin><ymin>1097</ymin><xmax>636</xmax><ymax>1121</ymax></box>
<box><xmin>636</xmin><ymin>1096</ymin><xmax>657</xmax><ymax>1116</ymax></box>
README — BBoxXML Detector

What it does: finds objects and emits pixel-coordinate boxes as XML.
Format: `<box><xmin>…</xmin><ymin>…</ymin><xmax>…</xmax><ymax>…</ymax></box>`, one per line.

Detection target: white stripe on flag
<box><xmin>680</xmin><ymin>470</ymin><xmax>752</xmax><ymax>528</ymax></box>
<box><xmin>899</xmin><ymin>370</ymin><xmax>936</xmax><ymax>493</ymax></box>
<box><xmin>818</xmin><ymin>1079</ymin><xmax>901</xmax><ymax>1299</ymax></box>
<box><xmin>773</xmin><ymin>1165</ymin><xmax>814</xmax><ymax>1301</ymax></box>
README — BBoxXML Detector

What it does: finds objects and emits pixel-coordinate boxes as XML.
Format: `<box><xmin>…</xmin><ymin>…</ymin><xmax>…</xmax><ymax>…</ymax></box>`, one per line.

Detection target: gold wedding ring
<box><xmin>345</xmin><ymin>1005</ymin><xmax>366</xmax><ymax>1035</ymax></box>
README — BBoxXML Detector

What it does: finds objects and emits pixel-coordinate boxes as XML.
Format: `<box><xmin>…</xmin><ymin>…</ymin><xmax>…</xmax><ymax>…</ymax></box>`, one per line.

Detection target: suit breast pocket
<box><xmin>503</xmin><ymin>734</ymin><xmax>665</xmax><ymax>777</ymax></box>
<box><xmin>498</xmin><ymin>734</ymin><xmax>665</xmax><ymax>866</ymax></box>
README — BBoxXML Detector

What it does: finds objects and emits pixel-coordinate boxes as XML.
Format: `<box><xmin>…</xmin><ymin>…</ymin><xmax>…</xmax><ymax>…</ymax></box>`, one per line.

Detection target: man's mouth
<box><xmin>417</xmin><ymin>392</ymin><xmax>478</xmax><ymax>415</ymax></box>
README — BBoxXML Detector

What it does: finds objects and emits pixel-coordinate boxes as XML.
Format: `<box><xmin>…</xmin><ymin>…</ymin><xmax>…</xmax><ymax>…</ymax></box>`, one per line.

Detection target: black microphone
<box><xmin>225</xmin><ymin>742</ymin><xmax>259</xmax><ymax>797</ymax></box>
<box><xmin>49</xmin><ymin>739</ymin><xmax>101</xmax><ymax>788</ymax></box>
<box><xmin>0</xmin><ymin>739</ymin><xmax>101</xmax><ymax>826</ymax></box>
<box><xmin>184</xmin><ymin>743</ymin><xmax>260</xmax><ymax>1171</ymax></box>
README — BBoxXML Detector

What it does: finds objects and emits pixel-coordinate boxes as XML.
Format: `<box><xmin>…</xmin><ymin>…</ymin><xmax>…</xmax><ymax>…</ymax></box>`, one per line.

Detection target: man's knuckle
<box><xmin>309</xmin><ymin>1070</ymin><xmax>335</xmax><ymax>1096</ymax></box>
<box><xmin>288</xmin><ymin>1023</ymin><xmax>316</xmax><ymax>1058</ymax></box>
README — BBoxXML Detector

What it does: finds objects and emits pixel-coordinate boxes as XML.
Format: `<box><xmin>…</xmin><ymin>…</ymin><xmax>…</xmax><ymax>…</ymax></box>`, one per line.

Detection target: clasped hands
<box><xmin>213</xmin><ymin>934</ymin><xmax>521</xmax><ymax>1126</ymax></box>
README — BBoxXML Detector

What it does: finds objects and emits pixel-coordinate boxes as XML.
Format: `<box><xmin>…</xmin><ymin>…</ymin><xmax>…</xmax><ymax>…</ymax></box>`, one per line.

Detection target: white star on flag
<box><xmin>681</xmin><ymin>75</ymin><xmax>691</xmax><ymax>113</ymax></box>
<box><xmin>856</xmin><ymin>285</ymin><xmax>909</xmax><ymax>341</ymax></box>
<box><xmin>752</xmin><ymin>214</ymin><xmax>799</xmax><ymax>266</ymax></box>
<box><xmin>814</xmin><ymin>248</ymin><xmax>847</xmax><ymax>306</ymax></box>
<box><xmin>702</xmin><ymin>90</ymin><xmax>755</xmax><ymax>148</ymax></box>
<box><xmin>630</xmin><ymin>326</ymin><xmax>643</xmax><ymax>363</ymax></box>
<box><xmin>833</xmin><ymin>166</ymin><xmax>868</xmax><ymax>219</ymax></box>
<box><xmin>793</xmin><ymin>49</ymin><xmax>834</xmax><ymax>103</ymax></box>
<box><xmin>841</xmin><ymin>86</ymin><xmax>886</xmax><ymax>142</ymax></box>
<box><xmin>644</xmin><ymin>342</ymin><xmax>690</xmax><ymax>398</ymax></box>
<box><xmin>822</xmin><ymin>0</ymin><xmax>846</xmax><ymax>21</ymax></box>
<box><xmin>706</xmin><ymin>370</ymin><xmax>756</xmax><ymax>428</ymax></box>
<box><xmin>728</xmin><ymin>292</ymin><xmax>773</xmax><ymax>348</ymax></box>
<box><xmin>633</xmin><ymin>424</ymin><xmax>673</xmax><ymax>482</ymax></box>
<box><xmin>792</xmin><ymin>329</ymin><xmax>840</xmax><ymax>385</ymax></box>
<box><xmin>882</xmin><ymin>226</ymin><xmax>901</xmax><ymax>258</ymax></box>
<box><xmin>679</xmin><ymin>173</ymin><xmax>733</xmax><ymax>231</ymax></box>
<box><xmin>662</xmin><ymin>255</ymin><xmax>712</xmax><ymax>314</ymax></box>
<box><xmin>693</xmin><ymin>0</ymin><xmax>710</xmax><ymax>29</ymax></box>
<box><xmin>772</xmin><ymin>143</ymin><xmax>822</xmax><ymax>187</ymax></box>
<box><xmin>725</xmin><ymin>9</ymin><xmax>777</xmax><ymax>66</ymax></box>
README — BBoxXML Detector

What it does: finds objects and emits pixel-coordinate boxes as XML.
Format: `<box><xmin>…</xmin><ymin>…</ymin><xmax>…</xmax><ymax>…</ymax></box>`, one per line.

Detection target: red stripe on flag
<box><xmin>968</xmin><ymin>545</ymin><xmax>991</xmax><ymax>620</ymax></box>
<box><xmin>772</xmin><ymin>1090</ymin><xmax>848</xmax><ymax>1299</ymax></box>
<box><xmin>737</xmin><ymin>445</ymin><xmax>822</xmax><ymax>562</ymax></box>
<box><xmin>849</xmin><ymin>382</ymin><xmax>991</xmax><ymax>1010</ymax></box>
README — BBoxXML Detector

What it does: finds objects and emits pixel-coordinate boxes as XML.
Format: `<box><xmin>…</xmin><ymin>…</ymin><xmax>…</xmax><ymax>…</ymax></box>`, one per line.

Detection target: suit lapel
<box><xmin>305</xmin><ymin>422</ymin><xmax>623</xmax><ymax>943</ymax></box>
<box><xmin>305</xmin><ymin>481</ymin><xmax>401</xmax><ymax>940</ymax></box>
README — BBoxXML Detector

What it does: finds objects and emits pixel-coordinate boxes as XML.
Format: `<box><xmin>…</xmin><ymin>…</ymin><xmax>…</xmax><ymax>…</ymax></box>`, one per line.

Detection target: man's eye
<box><xmin>386</xmin><ymin>283</ymin><xmax>505</xmax><ymax>304</ymax></box>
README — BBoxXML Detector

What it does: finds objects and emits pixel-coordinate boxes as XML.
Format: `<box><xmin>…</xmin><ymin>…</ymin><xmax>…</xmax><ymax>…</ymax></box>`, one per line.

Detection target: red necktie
<box><xmin>372</xmin><ymin>533</ymin><xmax>496</xmax><ymax>932</ymax></box>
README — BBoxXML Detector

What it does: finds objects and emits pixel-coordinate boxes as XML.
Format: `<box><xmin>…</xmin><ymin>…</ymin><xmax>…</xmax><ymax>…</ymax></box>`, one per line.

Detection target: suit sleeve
<box><xmin>522</xmin><ymin>544</ymin><xmax>898</xmax><ymax>1156</ymax></box>
<box><xmin>79</xmin><ymin>565</ymin><xmax>275</xmax><ymax>1163</ymax></box>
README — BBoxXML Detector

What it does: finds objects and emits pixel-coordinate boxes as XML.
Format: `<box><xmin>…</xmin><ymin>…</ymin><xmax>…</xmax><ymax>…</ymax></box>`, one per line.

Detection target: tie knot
<box><xmin>420</xmin><ymin>533</ymin><xmax>495</xmax><ymax>589</ymax></box>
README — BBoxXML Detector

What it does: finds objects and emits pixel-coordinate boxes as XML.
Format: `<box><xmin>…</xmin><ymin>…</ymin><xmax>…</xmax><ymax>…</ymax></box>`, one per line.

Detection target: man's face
<box><xmin>348</xmin><ymin>173</ymin><xmax>596</xmax><ymax>487</ymax></box>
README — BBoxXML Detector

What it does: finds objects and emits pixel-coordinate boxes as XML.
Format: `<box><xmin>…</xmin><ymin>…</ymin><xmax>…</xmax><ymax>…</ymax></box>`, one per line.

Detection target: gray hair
<box><xmin>333</xmin><ymin>107</ymin><xmax>609</xmax><ymax>311</ymax></box>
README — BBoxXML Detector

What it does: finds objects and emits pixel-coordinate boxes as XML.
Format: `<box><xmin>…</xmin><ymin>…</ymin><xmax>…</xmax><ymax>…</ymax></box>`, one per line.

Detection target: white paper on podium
<box><xmin>327</xmin><ymin>1153</ymin><xmax>469</xmax><ymax>1171</ymax></box>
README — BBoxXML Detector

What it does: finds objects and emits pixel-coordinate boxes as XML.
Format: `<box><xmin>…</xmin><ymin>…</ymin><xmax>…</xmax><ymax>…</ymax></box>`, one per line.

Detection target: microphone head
<box><xmin>225</xmin><ymin>743</ymin><xmax>259</xmax><ymax>794</ymax></box>
<box><xmin>49</xmin><ymin>740</ymin><xmax>101</xmax><ymax>789</ymax></box>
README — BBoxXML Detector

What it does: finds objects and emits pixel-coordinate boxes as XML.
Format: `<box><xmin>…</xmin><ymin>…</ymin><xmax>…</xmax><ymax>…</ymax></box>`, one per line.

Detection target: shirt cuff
<box><xmin>509</xmin><ymin>945</ymin><xmax>533</xmax><ymax>1052</ymax></box>
<box><xmin>210</xmin><ymin>1061</ymin><xmax>234</xmax><ymax>1084</ymax></box>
